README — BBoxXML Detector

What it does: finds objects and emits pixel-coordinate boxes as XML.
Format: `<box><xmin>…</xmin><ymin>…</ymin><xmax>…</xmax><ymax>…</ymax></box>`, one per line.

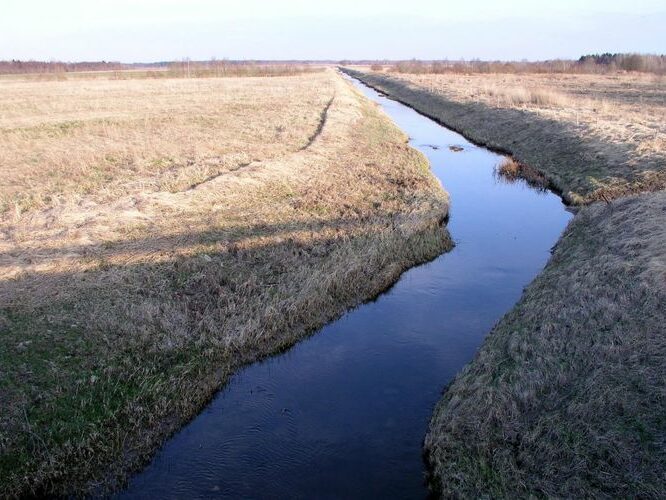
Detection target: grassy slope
<box><xmin>426</xmin><ymin>192</ymin><xmax>666</xmax><ymax>497</ymax></box>
<box><xmin>345</xmin><ymin>70</ymin><xmax>666</xmax><ymax>205</ymax></box>
<box><xmin>0</xmin><ymin>71</ymin><xmax>451</xmax><ymax>496</ymax></box>
<box><xmin>344</xmin><ymin>70</ymin><xmax>666</xmax><ymax>496</ymax></box>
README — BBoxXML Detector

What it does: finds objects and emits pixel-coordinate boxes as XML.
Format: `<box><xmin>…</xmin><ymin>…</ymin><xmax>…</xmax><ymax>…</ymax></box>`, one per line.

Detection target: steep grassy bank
<box><xmin>343</xmin><ymin>70</ymin><xmax>666</xmax><ymax>496</ymax></box>
<box><xmin>426</xmin><ymin>192</ymin><xmax>666</xmax><ymax>497</ymax></box>
<box><xmin>344</xmin><ymin>69</ymin><xmax>665</xmax><ymax>205</ymax></box>
<box><xmin>0</xmin><ymin>71</ymin><xmax>451</xmax><ymax>496</ymax></box>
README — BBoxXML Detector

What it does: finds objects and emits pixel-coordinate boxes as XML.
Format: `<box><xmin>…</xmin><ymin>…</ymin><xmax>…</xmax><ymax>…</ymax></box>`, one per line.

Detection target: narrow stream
<box><xmin>119</xmin><ymin>76</ymin><xmax>572</xmax><ymax>498</ymax></box>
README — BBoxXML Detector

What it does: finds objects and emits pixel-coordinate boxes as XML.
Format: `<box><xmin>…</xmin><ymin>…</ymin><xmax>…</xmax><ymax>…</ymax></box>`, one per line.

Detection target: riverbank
<box><xmin>426</xmin><ymin>191</ymin><xmax>666</xmax><ymax>497</ymax></box>
<box><xmin>344</xmin><ymin>69</ymin><xmax>666</xmax><ymax>496</ymax></box>
<box><xmin>344</xmin><ymin>69</ymin><xmax>666</xmax><ymax>205</ymax></box>
<box><xmin>0</xmin><ymin>71</ymin><xmax>451</xmax><ymax>496</ymax></box>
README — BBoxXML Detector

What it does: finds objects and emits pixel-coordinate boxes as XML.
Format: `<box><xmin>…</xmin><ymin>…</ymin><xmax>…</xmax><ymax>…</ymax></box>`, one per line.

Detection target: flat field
<box><xmin>0</xmin><ymin>72</ymin><xmax>327</xmax><ymax>214</ymax></box>
<box><xmin>0</xmin><ymin>69</ymin><xmax>450</xmax><ymax>495</ymax></box>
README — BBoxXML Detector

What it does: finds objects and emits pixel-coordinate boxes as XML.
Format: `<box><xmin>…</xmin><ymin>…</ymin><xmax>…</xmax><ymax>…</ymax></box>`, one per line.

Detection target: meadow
<box><xmin>0</xmin><ymin>68</ymin><xmax>450</xmax><ymax>495</ymax></box>
<box><xmin>1</xmin><ymin>70</ymin><xmax>324</xmax><ymax>215</ymax></box>
<box><xmin>425</xmin><ymin>189</ymin><xmax>666</xmax><ymax>497</ymax></box>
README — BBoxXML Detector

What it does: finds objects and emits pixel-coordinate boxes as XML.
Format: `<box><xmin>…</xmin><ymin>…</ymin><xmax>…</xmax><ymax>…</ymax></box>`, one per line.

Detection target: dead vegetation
<box><xmin>0</xmin><ymin>70</ymin><xmax>450</xmax><ymax>496</ymax></box>
<box><xmin>494</xmin><ymin>158</ymin><xmax>550</xmax><ymax>191</ymax></box>
<box><xmin>425</xmin><ymin>191</ymin><xmax>666</xmax><ymax>497</ymax></box>
<box><xmin>344</xmin><ymin>69</ymin><xmax>666</xmax><ymax>204</ymax></box>
<box><xmin>0</xmin><ymin>60</ymin><xmax>320</xmax><ymax>80</ymax></box>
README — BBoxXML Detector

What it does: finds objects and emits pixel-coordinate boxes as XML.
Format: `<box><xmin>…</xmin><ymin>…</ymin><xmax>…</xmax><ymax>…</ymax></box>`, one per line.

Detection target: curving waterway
<box><xmin>118</xmin><ymin>75</ymin><xmax>572</xmax><ymax>498</ymax></box>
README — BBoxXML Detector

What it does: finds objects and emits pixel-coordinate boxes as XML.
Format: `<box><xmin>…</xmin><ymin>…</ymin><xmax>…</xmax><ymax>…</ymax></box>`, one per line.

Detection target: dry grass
<box><xmin>0</xmin><ymin>73</ymin><xmax>331</xmax><ymax>216</ymax></box>
<box><xmin>345</xmin><ymin>70</ymin><xmax>666</xmax><ymax>204</ymax></box>
<box><xmin>425</xmin><ymin>191</ymin><xmax>666</xmax><ymax>497</ymax></box>
<box><xmin>480</xmin><ymin>83</ymin><xmax>570</xmax><ymax>107</ymax></box>
<box><xmin>494</xmin><ymin>157</ymin><xmax>550</xmax><ymax>191</ymax></box>
<box><xmin>0</xmin><ymin>70</ymin><xmax>451</xmax><ymax>496</ymax></box>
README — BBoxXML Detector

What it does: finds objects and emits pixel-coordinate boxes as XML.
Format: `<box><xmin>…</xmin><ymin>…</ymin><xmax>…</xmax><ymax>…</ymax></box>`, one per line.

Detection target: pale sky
<box><xmin>2</xmin><ymin>0</ymin><xmax>665</xmax><ymax>62</ymax></box>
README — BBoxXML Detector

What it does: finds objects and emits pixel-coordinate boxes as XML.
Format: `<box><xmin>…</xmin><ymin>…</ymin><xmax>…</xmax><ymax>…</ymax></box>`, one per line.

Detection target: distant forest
<box><xmin>577</xmin><ymin>53</ymin><xmax>666</xmax><ymax>72</ymax></box>
<box><xmin>0</xmin><ymin>60</ymin><xmax>128</xmax><ymax>74</ymax></box>
<box><xmin>0</xmin><ymin>59</ymin><xmax>321</xmax><ymax>78</ymax></box>
<box><xmin>385</xmin><ymin>53</ymin><xmax>666</xmax><ymax>75</ymax></box>
<box><xmin>1</xmin><ymin>53</ymin><xmax>664</xmax><ymax>75</ymax></box>
<box><xmin>0</xmin><ymin>59</ymin><xmax>318</xmax><ymax>75</ymax></box>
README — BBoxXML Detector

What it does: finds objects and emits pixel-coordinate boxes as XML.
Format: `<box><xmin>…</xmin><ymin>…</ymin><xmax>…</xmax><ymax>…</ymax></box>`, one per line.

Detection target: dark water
<box><xmin>118</xmin><ymin>76</ymin><xmax>572</xmax><ymax>499</ymax></box>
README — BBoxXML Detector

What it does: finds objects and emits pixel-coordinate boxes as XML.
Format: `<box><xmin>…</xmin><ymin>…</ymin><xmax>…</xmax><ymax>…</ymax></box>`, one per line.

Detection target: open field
<box><xmin>347</xmin><ymin>69</ymin><xmax>666</xmax><ymax>204</ymax></box>
<box><xmin>0</xmin><ymin>70</ymin><xmax>325</xmax><ymax>215</ymax></box>
<box><xmin>344</xmin><ymin>69</ymin><xmax>666</xmax><ymax>495</ymax></box>
<box><xmin>0</xmin><ymin>69</ymin><xmax>451</xmax><ymax>496</ymax></box>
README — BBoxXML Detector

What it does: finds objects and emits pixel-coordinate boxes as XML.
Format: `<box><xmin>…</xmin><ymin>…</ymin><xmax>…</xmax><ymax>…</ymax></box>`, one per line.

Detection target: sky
<box><xmin>2</xmin><ymin>0</ymin><xmax>665</xmax><ymax>62</ymax></box>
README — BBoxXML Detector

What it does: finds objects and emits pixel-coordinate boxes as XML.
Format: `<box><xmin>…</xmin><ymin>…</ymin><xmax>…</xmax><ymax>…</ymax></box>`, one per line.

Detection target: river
<box><xmin>118</xmin><ymin>74</ymin><xmax>572</xmax><ymax>498</ymax></box>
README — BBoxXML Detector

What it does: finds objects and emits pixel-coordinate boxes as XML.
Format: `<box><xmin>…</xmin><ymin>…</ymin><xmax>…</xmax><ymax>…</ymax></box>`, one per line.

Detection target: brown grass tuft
<box><xmin>494</xmin><ymin>157</ymin><xmax>550</xmax><ymax>190</ymax></box>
